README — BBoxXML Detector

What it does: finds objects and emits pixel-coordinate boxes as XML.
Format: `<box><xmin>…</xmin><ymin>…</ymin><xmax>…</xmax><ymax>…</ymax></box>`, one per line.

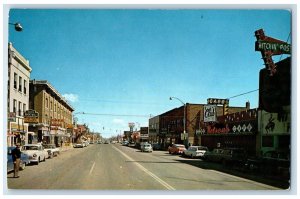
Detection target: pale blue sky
<box><xmin>8</xmin><ymin>9</ymin><xmax>291</xmax><ymax>138</ymax></box>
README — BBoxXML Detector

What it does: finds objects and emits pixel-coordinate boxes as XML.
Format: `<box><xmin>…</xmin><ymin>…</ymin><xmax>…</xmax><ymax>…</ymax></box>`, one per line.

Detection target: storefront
<box><xmin>198</xmin><ymin>109</ymin><xmax>258</xmax><ymax>156</ymax></box>
<box><xmin>258</xmin><ymin>108</ymin><xmax>291</xmax><ymax>154</ymax></box>
<box><xmin>8</xmin><ymin>121</ymin><xmax>28</xmax><ymax>146</ymax></box>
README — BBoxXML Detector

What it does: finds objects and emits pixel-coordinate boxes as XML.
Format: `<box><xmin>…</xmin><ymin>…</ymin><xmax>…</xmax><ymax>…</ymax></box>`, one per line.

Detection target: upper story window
<box><xmin>18</xmin><ymin>76</ymin><xmax>22</xmax><ymax>92</ymax></box>
<box><xmin>23</xmin><ymin>103</ymin><xmax>26</xmax><ymax>116</ymax></box>
<box><xmin>24</xmin><ymin>80</ymin><xmax>27</xmax><ymax>94</ymax></box>
<box><xmin>14</xmin><ymin>73</ymin><xmax>17</xmax><ymax>89</ymax></box>
<box><xmin>46</xmin><ymin>98</ymin><xmax>49</xmax><ymax>108</ymax></box>
<box><xmin>18</xmin><ymin>101</ymin><xmax>22</xmax><ymax>116</ymax></box>
<box><xmin>13</xmin><ymin>99</ymin><xmax>17</xmax><ymax>113</ymax></box>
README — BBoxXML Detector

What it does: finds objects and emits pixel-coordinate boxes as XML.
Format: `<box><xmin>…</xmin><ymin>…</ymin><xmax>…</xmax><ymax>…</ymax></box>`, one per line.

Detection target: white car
<box><xmin>43</xmin><ymin>144</ymin><xmax>60</xmax><ymax>158</ymax></box>
<box><xmin>73</xmin><ymin>142</ymin><xmax>84</xmax><ymax>148</ymax></box>
<box><xmin>22</xmin><ymin>144</ymin><xmax>48</xmax><ymax>165</ymax></box>
<box><xmin>141</xmin><ymin>143</ymin><xmax>153</xmax><ymax>152</ymax></box>
<box><xmin>183</xmin><ymin>146</ymin><xmax>208</xmax><ymax>158</ymax></box>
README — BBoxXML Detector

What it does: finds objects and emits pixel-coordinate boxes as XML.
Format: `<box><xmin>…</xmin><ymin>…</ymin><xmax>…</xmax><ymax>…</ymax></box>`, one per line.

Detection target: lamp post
<box><xmin>9</xmin><ymin>22</ymin><xmax>23</xmax><ymax>32</ymax></box>
<box><xmin>169</xmin><ymin>96</ymin><xmax>187</xmax><ymax>147</ymax></box>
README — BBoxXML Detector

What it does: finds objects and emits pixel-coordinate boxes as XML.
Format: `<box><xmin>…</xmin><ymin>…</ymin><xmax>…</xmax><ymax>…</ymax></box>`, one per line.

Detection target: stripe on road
<box><xmin>89</xmin><ymin>161</ymin><xmax>96</xmax><ymax>175</ymax></box>
<box><xmin>113</xmin><ymin>145</ymin><xmax>176</xmax><ymax>190</ymax></box>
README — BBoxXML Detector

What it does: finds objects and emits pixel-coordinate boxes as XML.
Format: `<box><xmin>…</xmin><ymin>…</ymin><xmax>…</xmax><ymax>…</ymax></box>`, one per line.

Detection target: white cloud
<box><xmin>62</xmin><ymin>93</ymin><xmax>78</xmax><ymax>103</ymax></box>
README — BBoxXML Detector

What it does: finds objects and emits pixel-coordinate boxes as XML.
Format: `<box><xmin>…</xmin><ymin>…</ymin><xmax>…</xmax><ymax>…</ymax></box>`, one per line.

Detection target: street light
<box><xmin>169</xmin><ymin>96</ymin><xmax>187</xmax><ymax>147</ymax></box>
<box><xmin>9</xmin><ymin>22</ymin><xmax>23</xmax><ymax>32</ymax></box>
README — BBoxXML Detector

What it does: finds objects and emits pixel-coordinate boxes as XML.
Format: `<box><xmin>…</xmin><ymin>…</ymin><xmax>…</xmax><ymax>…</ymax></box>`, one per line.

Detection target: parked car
<box><xmin>183</xmin><ymin>146</ymin><xmax>208</xmax><ymax>158</ymax></box>
<box><xmin>245</xmin><ymin>149</ymin><xmax>290</xmax><ymax>176</ymax></box>
<box><xmin>7</xmin><ymin>146</ymin><xmax>30</xmax><ymax>172</ymax></box>
<box><xmin>141</xmin><ymin>143</ymin><xmax>153</xmax><ymax>152</ymax></box>
<box><xmin>43</xmin><ymin>144</ymin><xmax>60</xmax><ymax>158</ymax></box>
<box><xmin>152</xmin><ymin>143</ymin><xmax>162</xmax><ymax>150</ymax></box>
<box><xmin>21</xmin><ymin>144</ymin><xmax>48</xmax><ymax>165</ymax></box>
<box><xmin>204</xmin><ymin>148</ymin><xmax>247</xmax><ymax>166</ymax></box>
<box><xmin>140</xmin><ymin>142</ymin><xmax>149</xmax><ymax>149</ymax></box>
<box><xmin>122</xmin><ymin>140</ymin><xmax>129</xmax><ymax>146</ymax></box>
<box><xmin>168</xmin><ymin>144</ymin><xmax>187</xmax><ymax>155</ymax></box>
<box><xmin>73</xmin><ymin>142</ymin><xmax>84</xmax><ymax>148</ymax></box>
<box><xmin>83</xmin><ymin>141</ymin><xmax>89</xmax><ymax>147</ymax></box>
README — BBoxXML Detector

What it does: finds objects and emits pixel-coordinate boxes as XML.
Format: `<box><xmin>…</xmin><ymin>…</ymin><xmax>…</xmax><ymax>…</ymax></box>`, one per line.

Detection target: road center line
<box><xmin>113</xmin><ymin>145</ymin><xmax>176</xmax><ymax>190</ymax></box>
<box><xmin>89</xmin><ymin>161</ymin><xmax>96</xmax><ymax>175</ymax></box>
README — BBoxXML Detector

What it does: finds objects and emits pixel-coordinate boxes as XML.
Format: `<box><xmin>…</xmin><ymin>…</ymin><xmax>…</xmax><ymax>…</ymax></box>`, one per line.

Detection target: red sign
<box><xmin>207</xmin><ymin>124</ymin><xmax>230</xmax><ymax>134</ymax></box>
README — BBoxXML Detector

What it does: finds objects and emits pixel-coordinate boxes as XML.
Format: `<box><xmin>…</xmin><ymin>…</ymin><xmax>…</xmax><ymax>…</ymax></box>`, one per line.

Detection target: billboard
<box><xmin>204</xmin><ymin>105</ymin><xmax>217</xmax><ymax>122</ymax></box>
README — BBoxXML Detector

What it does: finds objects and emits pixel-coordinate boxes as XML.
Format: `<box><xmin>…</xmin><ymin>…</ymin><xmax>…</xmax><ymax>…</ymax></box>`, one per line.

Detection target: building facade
<box><xmin>28</xmin><ymin>80</ymin><xmax>74</xmax><ymax>146</ymax></box>
<box><xmin>158</xmin><ymin>102</ymin><xmax>249</xmax><ymax>149</ymax></box>
<box><xmin>258</xmin><ymin>57</ymin><xmax>291</xmax><ymax>155</ymax></box>
<box><xmin>7</xmin><ymin>43</ymin><xmax>32</xmax><ymax>146</ymax></box>
<box><xmin>148</xmin><ymin>115</ymin><xmax>159</xmax><ymax>143</ymax></box>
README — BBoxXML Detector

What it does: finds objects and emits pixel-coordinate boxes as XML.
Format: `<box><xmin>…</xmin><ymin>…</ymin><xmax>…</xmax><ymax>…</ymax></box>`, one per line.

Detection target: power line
<box><xmin>227</xmin><ymin>89</ymin><xmax>259</xmax><ymax>99</ymax></box>
<box><xmin>74</xmin><ymin>112</ymin><xmax>151</xmax><ymax>118</ymax></box>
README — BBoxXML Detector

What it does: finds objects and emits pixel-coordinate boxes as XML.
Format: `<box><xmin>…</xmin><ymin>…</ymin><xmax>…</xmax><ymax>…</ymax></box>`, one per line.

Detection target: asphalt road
<box><xmin>6</xmin><ymin>143</ymin><xmax>282</xmax><ymax>192</ymax></box>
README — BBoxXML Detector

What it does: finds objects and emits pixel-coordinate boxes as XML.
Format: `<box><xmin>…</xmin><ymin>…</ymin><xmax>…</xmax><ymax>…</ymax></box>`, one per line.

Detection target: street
<box><xmin>7</xmin><ymin>143</ymin><xmax>281</xmax><ymax>191</ymax></box>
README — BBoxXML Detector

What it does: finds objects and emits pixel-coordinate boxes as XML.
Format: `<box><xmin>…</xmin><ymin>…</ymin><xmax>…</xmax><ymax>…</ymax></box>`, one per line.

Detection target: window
<box><xmin>24</xmin><ymin>80</ymin><xmax>27</xmax><ymax>94</ymax></box>
<box><xmin>19</xmin><ymin>76</ymin><xmax>22</xmax><ymax>92</ymax></box>
<box><xmin>14</xmin><ymin>73</ymin><xmax>17</xmax><ymax>89</ymax></box>
<box><xmin>23</xmin><ymin>104</ymin><xmax>26</xmax><ymax>116</ymax></box>
<box><xmin>46</xmin><ymin>98</ymin><xmax>48</xmax><ymax>108</ymax></box>
<box><xmin>13</xmin><ymin>99</ymin><xmax>17</xmax><ymax>113</ymax></box>
<box><xmin>18</xmin><ymin>101</ymin><xmax>22</xmax><ymax>116</ymax></box>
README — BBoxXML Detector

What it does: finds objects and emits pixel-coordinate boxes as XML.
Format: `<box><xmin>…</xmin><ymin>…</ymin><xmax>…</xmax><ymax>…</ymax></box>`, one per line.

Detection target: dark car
<box><xmin>152</xmin><ymin>143</ymin><xmax>162</xmax><ymax>150</ymax></box>
<box><xmin>7</xmin><ymin>146</ymin><xmax>30</xmax><ymax>172</ymax></box>
<box><xmin>245</xmin><ymin>149</ymin><xmax>290</xmax><ymax>177</ymax></box>
<box><xmin>204</xmin><ymin>148</ymin><xmax>247</xmax><ymax>166</ymax></box>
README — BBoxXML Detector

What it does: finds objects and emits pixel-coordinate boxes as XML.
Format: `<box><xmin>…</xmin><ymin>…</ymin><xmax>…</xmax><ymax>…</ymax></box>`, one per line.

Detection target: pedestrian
<box><xmin>11</xmin><ymin>143</ymin><xmax>21</xmax><ymax>178</ymax></box>
<box><xmin>60</xmin><ymin>140</ymin><xmax>63</xmax><ymax>148</ymax></box>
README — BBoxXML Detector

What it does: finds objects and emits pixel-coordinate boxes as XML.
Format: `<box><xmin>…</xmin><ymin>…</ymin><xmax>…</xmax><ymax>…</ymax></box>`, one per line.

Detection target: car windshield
<box><xmin>23</xmin><ymin>146</ymin><xmax>39</xmax><ymax>150</ymax></box>
<box><xmin>198</xmin><ymin>147</ymin><xmax>207</xmax><ymax>150</ymax></box>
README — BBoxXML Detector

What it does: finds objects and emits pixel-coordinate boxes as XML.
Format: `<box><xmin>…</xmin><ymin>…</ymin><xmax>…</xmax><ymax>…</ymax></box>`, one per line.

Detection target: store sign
<box><xmin>51</xmin><ymin>119</ymin><xmax>64</xmax><ymax>126</ymax></box>
<box><xmin>255</xmin><ymin>41</ymin><xmax>291</xmax><ymax>54</ymax></box>
<box><xmin>8</xmin><ymin>112</ymin><xmax>16</xmax><ymax>122</ymax></box>
<box><xmin>207</xmin><ymin>98</ymin><xmax>229</xmax><ymax>105</ymax></box>
<box><xmin>204</xmin><ymin>105</ymin><xmax>217</xmax><ymax>122</ymax></box>
<box><xmin>24</xmin><ymin>110</ymin><xmax>39</xmax><ymax>123</ymax></box>
<box><xmin>260</xmin><ymin>110</ymin><xmax>290</xmax><ymax>135</ymax></box>
<box><xmin>24</xmin><ymin>110</ymin><xmax>39</xmax><ymax>117</ymax></box>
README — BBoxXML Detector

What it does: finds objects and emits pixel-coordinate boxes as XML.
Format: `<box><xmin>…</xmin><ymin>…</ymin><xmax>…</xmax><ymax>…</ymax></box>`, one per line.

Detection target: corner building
<box><xmin>7</xmin><ymin>43</ymin><xmax>32</xmax><ymax>146</ymax></box>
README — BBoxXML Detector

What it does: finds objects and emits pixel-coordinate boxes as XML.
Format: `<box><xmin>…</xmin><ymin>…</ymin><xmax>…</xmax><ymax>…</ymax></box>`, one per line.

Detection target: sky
<box><xmin>7</xmin><ymin>8</ymin><xmax>292</xmax><ymax>138</ymax></box>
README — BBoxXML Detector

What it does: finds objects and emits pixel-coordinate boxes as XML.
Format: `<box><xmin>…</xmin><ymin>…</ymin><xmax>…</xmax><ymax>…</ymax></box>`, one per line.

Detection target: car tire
<box><xmin>36</xmin><ymin>158</ymin><xmax>40</xmax><ymax>165</ymax></box>
<box><xmin>191</xmin><ymin>154</ymin><xmax>194</xmax><ymax>159</ymax></box>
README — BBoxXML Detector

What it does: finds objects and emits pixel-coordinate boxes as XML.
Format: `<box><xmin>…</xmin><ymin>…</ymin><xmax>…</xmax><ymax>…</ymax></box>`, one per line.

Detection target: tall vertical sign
<box><xmin>255</xmin><ymin>29</ymin><xmax>291</xmax><ymax>76</ymax></box>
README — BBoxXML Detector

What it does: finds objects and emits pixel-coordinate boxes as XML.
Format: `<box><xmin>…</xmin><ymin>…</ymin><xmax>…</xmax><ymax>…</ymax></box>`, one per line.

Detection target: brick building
<box><xmin>28</xmin><ymin>80</ymin><xmax>74</xmax><ymax>146</ymax></box>
<box><xmin>158</xmin><ymin>103</ymin><xmax>249</xmax><ymax>149</ymax></box>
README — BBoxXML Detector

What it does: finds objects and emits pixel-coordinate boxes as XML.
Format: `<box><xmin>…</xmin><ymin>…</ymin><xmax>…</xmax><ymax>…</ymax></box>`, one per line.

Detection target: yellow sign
<box><xmin>24</xmin><ymin>117</ymin><xmax>39</xmax><ymax>123</ymax></box>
